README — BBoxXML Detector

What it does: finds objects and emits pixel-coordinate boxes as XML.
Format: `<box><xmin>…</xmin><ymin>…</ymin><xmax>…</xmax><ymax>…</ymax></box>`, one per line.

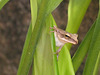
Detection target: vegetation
<box><xmin>0</xmin><ymin>0</ymin><xmax>100</xmax><ymax>75</ymax></box>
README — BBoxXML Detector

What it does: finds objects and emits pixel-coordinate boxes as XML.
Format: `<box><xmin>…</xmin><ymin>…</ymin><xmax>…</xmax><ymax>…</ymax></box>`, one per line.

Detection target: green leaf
<box><xmin>72</xmin><ymin>21</ymin><xmax>96</xmax><ymax>72</ymax></box>
<box><xmin>17</xmin><ymin>0</ymin><xmax>38</xmax><ymax>74</ymax></box>
<box><xmin>57</xmin><ymin>0</ymin><xmax>92</xmax><ymax>74</ymax></box>
<box><xmin>33</xmin><ymin>14</ymin><xmax>56</xmax><ymax>75</ymax></box>
<box><xmin>58</xmin><ymin>46</ymin><xmax>75</xmax><ymax>75</ymax></box>
<box><xmin>17</xmin><ymin>0</ymin><xmax>62</xmax><ymax>75</ymax></box>
<box><xmin>50</xmin><ymin>15</ymin><xmax>59</xmax><ymax>75</ymax></box>
<box><xmin>66</xmin><ymin>0</ymin><xmax>91</xmax><ymax>49</ymax></box>
<box><xmin>93</xmin><ymin>52</ymin><xmax>100</xmax><ymax>75</ymax></box>
<box><xmin>33</xmin><ymin>25</ymin><xmax>54</xmax><ymax>75</ymax></box>
<box><xmin>30</xmin><ymin>0</ymin><xmax>37</xmax><ymax>29</ymax></box>
<box><xmin>67</xmin><ymin>0</ymin><xmax>91</xmax><ymax>33</ymax></box>
<box><xmin>0</xmin><ymin>0</ymin><xmax>9</xmax><ymax>10</ymax></box>
<box><xmin>83</xmin><ymin>1</ymin><xmax>100</xmax><ymax>74</ymax></box>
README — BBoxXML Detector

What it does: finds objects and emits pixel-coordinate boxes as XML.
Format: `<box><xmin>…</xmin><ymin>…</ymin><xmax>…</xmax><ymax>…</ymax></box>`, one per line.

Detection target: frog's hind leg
<box><xmin>56</xmin><ymin>45</ymin><xmax>64</xmax><ymax>60</ymax></box>
<box><xmin>56</xmin><ymin>45</ymin><xmax>63</xmax><ymax>54</ymax></box>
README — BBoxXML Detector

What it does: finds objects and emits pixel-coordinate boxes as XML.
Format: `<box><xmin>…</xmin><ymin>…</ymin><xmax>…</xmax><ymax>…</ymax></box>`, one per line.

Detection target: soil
<box><xmin>0</xmin><ymin>0</ymin><xmax>99</xmax><ymax>75</ymax></box>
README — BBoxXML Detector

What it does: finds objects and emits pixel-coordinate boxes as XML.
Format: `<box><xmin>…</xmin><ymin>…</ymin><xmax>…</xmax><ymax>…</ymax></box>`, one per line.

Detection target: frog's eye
<box><xmin>65</xmin><ymin>35</ymin><xmax>70</xmax><ymax>38</ymax></box>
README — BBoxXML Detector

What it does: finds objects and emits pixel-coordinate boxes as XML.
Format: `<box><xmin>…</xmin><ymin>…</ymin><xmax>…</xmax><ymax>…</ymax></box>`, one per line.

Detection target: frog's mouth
<box><xmin>58</xmin><ymin>33</ymin><xmax>78</xmax><ymax>45</ymax></box>
<box><xmin>65</xmin><ymin>33</ymin><xmax>78</xmax><ymax>44</ymax></box>
<box><xmin>66</xmin><ymin>38</ymin><xmax>78</xmax><ymax>44</ymax></box>
<box><xmin>60</xmin><ymin>37</ymin><xmax>78</xmax><ymax>44</ymax></box>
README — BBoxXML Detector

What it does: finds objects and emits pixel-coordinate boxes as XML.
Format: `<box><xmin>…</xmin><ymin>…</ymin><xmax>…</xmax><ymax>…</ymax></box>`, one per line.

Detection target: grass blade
<box><xmin>93</xmin><ymin>52</ymin><xmax>100</xmax><ymax>75</ymax></box>
<box><xmin>50</xmin><ymin>15</ymin><xmax>59</xmax><ymax>75</ymax></box>
<box><xmin>33</xmin><ymin>23</ymin><xmax>54</xmax><ymax>75</ymax></box>
<box><xmin>58</xmin><ymin>46</ymin><xmax>75</xmax><ymax>75</ymax></box>
<box><xmin>57</xmin><ymin>0</ymin><xmax>92</xmax><ymax>74</ymax></box>
<box><xmin>30</xmin><ymin>0</ymin><xmax>37</xmax><ymax>29</ymax></box>
<box><xmin>83</xmin><ymin>2</ymin><xmax>100</xmax><ymax>74</ymax></box>
<box><xmin>33</xmin><ymin>14</ymin><xmax>57</xmax><ymax>75</ymax></box>
<box><xmin>17</xmin><ymin>0</ymin><xmax>62</xmax><ymax>75</ymax></box>
<box><xmin>17</xmin><ymin>0</ymin><xmax>37</xmax><ymax>74</ymax></box>
<box><xmin>66</xmin><ymin>0</ymin><xmax>91</xmax><ymax>49</ymax></box>
<box><xmin>72</xmin><ymin>21</ymin><xmax>96</xmax><ymax>72</ymax></box>
<box><xmin>67</xmin><ymin>0</ymin><xmax>91</xmax><ymax>33</ymax></box>
<box><xmin>0</xmin><ymin>0</ymin><xmax>9</xmax><ymax>10</ymax></box>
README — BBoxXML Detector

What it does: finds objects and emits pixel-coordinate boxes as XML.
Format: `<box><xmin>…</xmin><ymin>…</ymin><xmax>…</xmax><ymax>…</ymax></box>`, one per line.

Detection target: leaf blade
<box><xmin>0</xmin><ymin>0</ymin><xmax>9</xmax><ymax>10</ymax></box>
<box><xmin>66</xmin><ymin>0</ymin><xmax>91</xmax><ymax>49</ymax></box>
<box><xmin>17</xmin><ymin>0</ymin><xmax>62</xmax><ymax>75</ymax></box>
<box><xmin>72</xmin><ymin>21</ymin><xmax>96</xmax><ymax>72</ymax></box>
<box><xmin>83</xmin><ymin>2</ymin><xmax>100</xmax><ymax>74</ymax></box>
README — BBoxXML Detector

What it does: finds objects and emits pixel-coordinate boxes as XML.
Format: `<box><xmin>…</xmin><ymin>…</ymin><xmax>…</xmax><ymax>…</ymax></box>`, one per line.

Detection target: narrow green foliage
<box><xmin>33</xmin><ymin>14</ymin><xmax>57</xmax><ymax>75</ymax></box>
<box><xmin>50</xmin><ymin>15</ymin><xmax>59</xmax><ymax>75</ymax></box>
<box><xmin>93</xmin><ymin>52</ymin><xmax>100</xmax><ymax>75</ymax></box>
<box><xmin>16</xmin><ymin>0</ymin><xmax>100</xmax><ymax>75</ymax></box>
<box><xmin>17</xmin><ymin>0</ymin><xmax>37</xmax><ymax>74</ymax></box>
<box><xmin>1</xmin><ymin>0</ymin><xmax>100</xmax><ymax>75</ymax></box>
<box><xmin>72</xmin><ymin>22</ymin><xmax>96</xmax><ymax>72</ymax></box>
<box><xmin>33</xmin><ymin>23</ymin><xmax>54</xmax><ymax>75</ymax></box>
<box><xmin>66</xmin><ymin>0</ymin><xmax>91</xmax><ymax>49</ymax></box>
<box><xmin>67</xmin><ymin>0</ymin><xmax>91</xmax><ymax>33</ymax></box>
<box><xmin>58</xmin><ymin>46</ymin><xmax>75</xmax><ymax>75</ymax></box>
<box><xmin>30</xmin><ymin>0</ymin><xmax>37</xmax><ymax>29</ymax></box>
<box><xmin>17</xmin><ymin>0</ymin><xmax>62</xmax><ymax>75</ymax></box>
<box><xmin>83</xmin><ymin>2</ymin><xmax>100</xmax><ymax>74</ymax></box>
<box><xmin>0</xmin><ymin>0</ymin><xmax>9</xmax><ymax>10</ymax></box>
